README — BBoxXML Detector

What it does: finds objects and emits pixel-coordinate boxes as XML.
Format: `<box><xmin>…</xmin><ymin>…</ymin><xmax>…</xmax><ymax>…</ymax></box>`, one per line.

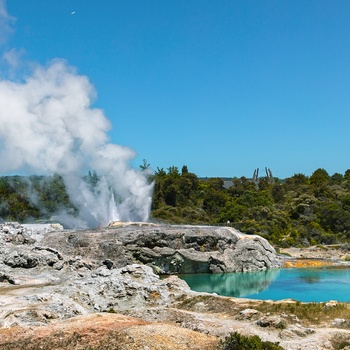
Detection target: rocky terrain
<box><xmin>0</xmin><ymin>222</ymin><xmax>349</xmax><ymax>349</ymax></box>
<box><xmin>281</xmin><ymin>245</ymin><xmax>350</xmax><ymax>261</ymax></box>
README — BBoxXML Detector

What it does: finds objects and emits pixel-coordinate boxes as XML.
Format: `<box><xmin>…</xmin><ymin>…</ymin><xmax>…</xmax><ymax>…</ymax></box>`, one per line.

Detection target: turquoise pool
<box><xmin>179</xmin><ymin>267</ymin><xmax>350</xmax><ymax>302</ymax></box>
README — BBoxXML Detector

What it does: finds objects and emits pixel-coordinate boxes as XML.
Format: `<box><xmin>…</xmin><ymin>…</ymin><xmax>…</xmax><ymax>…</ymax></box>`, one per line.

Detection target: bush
<box><xmin>218</xmin><ymin>332</ymin><xmax>283</xmax><ymax>350</ymax></box>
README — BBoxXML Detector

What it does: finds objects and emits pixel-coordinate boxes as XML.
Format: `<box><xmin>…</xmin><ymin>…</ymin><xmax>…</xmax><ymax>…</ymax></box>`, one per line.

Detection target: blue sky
<box><xmin>2</xmin><ymin>0</ymin><xmax>350</xmax><ymax>179</ymax></box>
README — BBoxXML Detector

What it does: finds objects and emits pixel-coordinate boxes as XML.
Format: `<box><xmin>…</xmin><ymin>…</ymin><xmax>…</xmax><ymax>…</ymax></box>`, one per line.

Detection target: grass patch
<box><xmin>316</xmin><ymin>245</ymin><xmax>328</xmax><ymax>250</ymax></box>
<box><xmin>278</xmin><ymin>252</ymin><xmax>292</xmax><ymax>257</ymax></box>
<box><xmin>176</xmin><ymin>295</ymin><xmax>350</xmax><ymax>328</ymax></box>
<box><xmin>176</xmin><ymin>295</ymin><xmax>241</xmax><ymax>314</ymax></box>
<box><xmin>0</xmin><ymin>330</ymin><xmax>129</xmax><ymax>350</ymax></box>
<box><xmin>253</xmin><ymin>301</ymin><xmax>350</xmax><ymax>326</ymax></box>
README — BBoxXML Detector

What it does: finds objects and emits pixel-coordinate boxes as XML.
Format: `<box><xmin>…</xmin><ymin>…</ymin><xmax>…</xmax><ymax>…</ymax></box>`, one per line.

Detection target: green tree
<box><xmin>310</xmin><ymin>168</ymin><xmax>330</xmax><ymax>186</ymax></box>
<box><xmin>330</xmin><ymin>172</ymin><xmax>344</xmax><ymax>185</ymax></box>
<box><xmin>164</xmin><ymin>184</ymin><xmax>178</xmax><ymax>207</ymax></box>
<box><xmin>345</xmin><ymin>169</ymin><xmax>350</xmax><ymax>181</ymax></box>
<box><xmin>167</xmin><ymin>166</ymin><xmax>180</xmax><ymax>178</ymax></box>
<box><xmin>139</xmin><ymin>159</ymin><xmax>151</xmax><ymax>171</ymax></box>
<box><xmin>238</xmin><ymin>190</ymin><xmax>273</xmax><ymax>208</ymax></box>
<box><xmin>206</xmin><ymin>177</ymin><xmax>224</xmax><ymax>191</ymax></box>
<box><xmin>181</xmin><ymin>165</ymin><xmax>189</xmax><ymax>175</ymax></box>
<box><xmin>285</xmin><ymin>173</ymin><xmax>309</xmax><ymax>186</ymax></box>
<box><xmin>217</xmin><ymin>199</ymin><xmax>246</xmax><ymax>224</ymax></box>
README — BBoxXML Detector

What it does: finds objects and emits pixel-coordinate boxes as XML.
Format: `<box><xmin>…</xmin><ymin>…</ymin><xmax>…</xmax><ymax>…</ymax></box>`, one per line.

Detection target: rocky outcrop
<box><xmin>0</xmin><ymin>222</ymin><xmax>280</xmax><ymax>328</ymax></box>
<box><xmin>39</xmin><ymin>222</ymin><xmax>281</xmax><ymax>274</ymax></box>
<box><xmin>0</xmin><ymin>222</ymin><xmax>280</xmax><ymax>274</ymax></box>
<box><xmin>0</xmin><ymin>222</ymin><xmax>190</xmax><ymax>327</ymax></box>
<box><xmin>126</xmin><ymin>225</ymin><xmax>281</xmax><ymax>273</ymax></box>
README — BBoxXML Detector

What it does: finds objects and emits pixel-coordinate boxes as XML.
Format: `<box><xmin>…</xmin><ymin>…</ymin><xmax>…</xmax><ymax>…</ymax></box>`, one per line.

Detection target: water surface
<box><xmin>179</xmin><ymin>267</ymin><xmax>350</xmax><ymax>302</ymax></box>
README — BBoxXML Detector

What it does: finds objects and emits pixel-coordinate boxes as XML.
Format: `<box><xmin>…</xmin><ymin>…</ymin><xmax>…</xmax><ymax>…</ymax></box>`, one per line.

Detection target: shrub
<box><xmin>331</xmin><ymin>333</ymin><xmax>350</xmax><ymax>350</ymax></box>
<box><xmin>218</xmin><ymin>331</ymin><xmax>283</xmax><ymax>350</ymax></box>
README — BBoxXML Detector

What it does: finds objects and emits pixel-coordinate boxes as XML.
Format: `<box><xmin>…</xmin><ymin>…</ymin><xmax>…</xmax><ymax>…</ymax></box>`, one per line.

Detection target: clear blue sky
<box><xmin>2</xmin><ymin>0</ymin><xmax>350</xmax><ymax>179</ymax></box>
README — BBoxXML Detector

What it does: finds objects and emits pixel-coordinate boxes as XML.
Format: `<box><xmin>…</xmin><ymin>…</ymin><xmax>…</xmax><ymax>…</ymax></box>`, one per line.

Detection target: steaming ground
<box><xmin>0</xmin><ymin>60</ymin><xmax>153</xmax><ymax>228</ymax></box>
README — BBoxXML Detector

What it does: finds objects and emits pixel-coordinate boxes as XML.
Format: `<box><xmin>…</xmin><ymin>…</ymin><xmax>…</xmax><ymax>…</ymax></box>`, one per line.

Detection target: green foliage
<box><xmin>331</xmin><ymin>172</ymin><xmax>344</xmax><ymax>185</ymax></box>
<box><xmin>139</xmin><ymin>158</ymin><xmax>150</xmax><ymax>171</ymax></box>
<box><xmin>255</xmin><ymin>301</ymin><xmax>350</xmax><ymax>326</ymax></box>
<box><xmin>238</xmin><ymin>189</ymin><xmax>273</xmax><ymax>208</ymax></box>
<box><xmin>0</xmin><ymin>174</ymin><xmax>76</xmax><ymax>223</ymax></box>
<box><xmin>151</xmin><ymin>166</ymin><xmax>350</xmax><ymax>247</ymax></box>
<box><xmin>310</xmin><ymin>168</ymin><xmax>330</xmax><ymax>186</ymax></box>
<box><xmin>331</xmin><ymin>335</ymin><xmax>350</xmax><ymax>350</ymax></box>
<box><xmin>218</xmin><ymin>331</ymin><xmax>283</xmax><ymax>350</ymax></box>
<box><xmin>152</xmin><ymin>166</ymin><xmax>199</xmax><ymax>210</ymax></box>
<box><xmin>285</xmin><ymin>173</ymin><xmax>309</xmax><ymax>186</ymax></box>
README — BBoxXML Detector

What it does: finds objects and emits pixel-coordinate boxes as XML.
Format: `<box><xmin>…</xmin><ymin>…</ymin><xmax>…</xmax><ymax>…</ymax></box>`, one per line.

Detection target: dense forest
<box><xmin>1</xmin><ymin>166</ymin><xmax>350</xmax><ymax>248</ymax></box>
<box><xmin>151</xmin><ymin>166</ymin><xmax>350</xmax><ymax>247</ymax></box>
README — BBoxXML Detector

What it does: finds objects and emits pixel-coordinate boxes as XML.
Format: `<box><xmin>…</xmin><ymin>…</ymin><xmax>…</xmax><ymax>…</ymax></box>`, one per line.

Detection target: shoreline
<box><xmin>279</xmin><ymin>245</ymin><xmax>350</xmax><ymax>268</ymax></box>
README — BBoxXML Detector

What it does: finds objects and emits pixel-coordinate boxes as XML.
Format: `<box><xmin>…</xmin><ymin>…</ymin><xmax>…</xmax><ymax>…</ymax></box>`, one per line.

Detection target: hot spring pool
<box><xmin>179</xmin><ymin>267</ymin><xmax>350</xmax><ymax>302</ymax></box>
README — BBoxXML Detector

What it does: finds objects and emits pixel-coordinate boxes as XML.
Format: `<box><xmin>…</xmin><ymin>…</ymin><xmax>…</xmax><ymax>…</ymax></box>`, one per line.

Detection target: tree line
<box><xmin>150</xmin><ymin>166</ymin><xmax>350</xmax><ymax>247</ymax></box>
<box><xmin>1</xmin><ymin>167</ymin><xmax>350</xmax><ymax>247</ymax></box>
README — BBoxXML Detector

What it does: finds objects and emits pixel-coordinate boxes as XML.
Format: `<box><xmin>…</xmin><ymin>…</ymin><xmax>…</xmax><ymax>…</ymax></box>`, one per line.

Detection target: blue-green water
<box><xmin>179</xmin><ymin>268</ymin><xmax>350</xmax><ymax>302</ymax></box>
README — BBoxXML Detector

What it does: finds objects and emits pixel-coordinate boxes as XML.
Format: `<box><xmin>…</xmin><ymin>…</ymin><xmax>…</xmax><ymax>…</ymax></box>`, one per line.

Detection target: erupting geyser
<box><xmin>0</xmin><ymin>60</ymin><xmax>153</xmax><ymax>228</ymax></box>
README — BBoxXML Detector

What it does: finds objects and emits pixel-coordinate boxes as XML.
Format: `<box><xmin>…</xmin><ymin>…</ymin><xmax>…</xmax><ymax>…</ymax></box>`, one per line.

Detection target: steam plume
<box><xmin>0</xmin><ymin>60</ymin><xmax>153</xmax><ymax>228</ymax></box>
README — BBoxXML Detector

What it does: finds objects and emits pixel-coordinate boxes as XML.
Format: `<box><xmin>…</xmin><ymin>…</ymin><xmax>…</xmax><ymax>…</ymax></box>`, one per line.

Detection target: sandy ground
<box><xmin>0</xmin><ymin>313</ymin><xmax>218</xmax><ymax>350</ymax></box>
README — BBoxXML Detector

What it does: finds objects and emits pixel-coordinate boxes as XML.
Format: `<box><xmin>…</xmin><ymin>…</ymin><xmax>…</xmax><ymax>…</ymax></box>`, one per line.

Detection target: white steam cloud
<box><xmin>0</xmin><ymin>60</ymin><xmax>153</xmax><ymax>228</ymax></box>
<box><xmin>0</xmin><ymin>0</ymin><xmax>153</xmax><ymax>228</ymax></box>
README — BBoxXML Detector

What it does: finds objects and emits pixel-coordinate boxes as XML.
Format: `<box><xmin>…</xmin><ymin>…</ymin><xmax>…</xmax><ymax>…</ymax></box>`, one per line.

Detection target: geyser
<box><xmin>0</xmin><ymin>60</ymin><xmax>153</xmax><ymax>228</ymax></box>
